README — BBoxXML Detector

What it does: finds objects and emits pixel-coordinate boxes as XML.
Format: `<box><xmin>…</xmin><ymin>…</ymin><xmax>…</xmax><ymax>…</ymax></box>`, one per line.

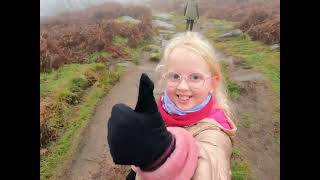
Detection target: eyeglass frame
<box><xmin>163</xmin><ymin>71</ymin><xmax>213</xmax><ymax>90</ymax></box>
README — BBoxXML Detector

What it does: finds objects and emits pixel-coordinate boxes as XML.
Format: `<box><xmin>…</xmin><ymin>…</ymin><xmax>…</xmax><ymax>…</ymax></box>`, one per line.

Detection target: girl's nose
<box><xmin>176</xmin><ymin>78</ymin><xmax>190</xmax><ymax>90</ymax></box>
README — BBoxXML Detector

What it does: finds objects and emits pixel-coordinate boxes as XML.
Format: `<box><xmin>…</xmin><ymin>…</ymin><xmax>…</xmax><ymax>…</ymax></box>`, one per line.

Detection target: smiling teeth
<box><xmin>179</xmin><ymin>96</ymin><xmax>190</xmax><ymax>101</ymax></box>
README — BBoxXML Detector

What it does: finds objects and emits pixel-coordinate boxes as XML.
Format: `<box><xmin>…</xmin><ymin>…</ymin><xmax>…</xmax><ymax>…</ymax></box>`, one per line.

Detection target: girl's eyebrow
<box><xmin>181</xmin><ymin>70</ymin><xmax>211</xmax><ymax>74</ymax></box>
<box><xmin>166</xmin><ymin>70</ymin><xmax>211</xmax><ymax>76</ymax></box>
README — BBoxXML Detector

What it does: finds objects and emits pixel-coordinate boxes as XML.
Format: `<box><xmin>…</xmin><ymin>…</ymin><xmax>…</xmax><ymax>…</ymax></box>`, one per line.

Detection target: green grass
<box><xmin>140</xmin><ymin>43</ymin><xmax>162</xmax><ymax>62</ymax></box>
<box><xmin>176</xmin><ymin>22</ymin><xmax>185</xmax><ymax>33</ymax></box>
<box><xmin>40</xmin><ymin>64</ymin><xmax>124</xmax><ymax>180</ymax></box>
<box><xmin>112</xmin><ymin>36</ymin><xmax>154</xmax><ymax>64</ymax></box>
<box><xmin>238</xmin><ymin>112</ymin><xmax>251</xmax><ymax>128</ymax></box>
<box><xmin>231</xmin><ymin>146</ymin><xmax>254</xmax><ymax>180</ymax></box>
<box><xmin>154</xmin><ymin>13</ymin><xmax>175</xmax><ymax>22</ymax></box>
<box><xmin>141</xmin><ymin>44</ymin><xmax>161</xmax><ymax>52</ymax></box>
<box><xmin>232</xmin><ymin>159</ymin><xmax>254</xmax><ymax>180</ymax></box>
<box><xmin>225</xmin><ymin>77</ymin><xmax>240</xmax><ymax>100</ymax></box>
<box><xmin>138</xmin><ymin>37</ymin><xmax>154</xmax><ymax>47</ymax></box>
<box><xmin>86</xmin><ymin>51</ymin><xmax>110</xmax><ymax>63</ymax></box>
<box><xmin>125</xmin><ymin>39</ymin><xmax>154</xmax><ymax>64</ymax></box>
<box><xmin>211</xmin><ymin>19</ymin><xmax>238</xmax><ymax>32</ymax></box>
<box><xmin>207</xmin><ymin>19</ymin><xmax>280</xmax><ymax>97</ymax></box>
<box><xmin>112</xmin><ymin>35</ymin><xmax>128</xmax><ymax>46</ymax></box>
<box><xmin>40</xmin><ymin>64</ymin><xmax>99</xmax><ymax>97</ymax></box>
<box><xmin>41</xmin><ymin>64</ymin><xmax>103</xmax><ymax>107</ymax></box>
<box><xmin>150</xmin><ymin>52</ymin><xmax>161</xmax><ymax>62</ymax></box>
<box><xmin>162</xmin><ymin>33</ymin><xmax>174</xmax><ymax>40</ymax></box>
<box><xmin>171</xmin><ymin>14</ymin><xmax>185</xmax><ymax>33</ymax></box>
<box><xmin>220</xmin><ymin>63</ymin><xmax>240</xmax><ymax>100</ymax></box>
<box><xmin>113</xmin><ymin>17</ymin><xmax>139</xmax><ymax>27</ymax></box>
<box><xmin>125</xmin><ymin>47</ymin><xmax>142</xmax><ymax>65</ymax></box>
<box><xmin>40</xmin><ymin>61</ymin><xmax>121</xmax><ymax>144</ymax></box>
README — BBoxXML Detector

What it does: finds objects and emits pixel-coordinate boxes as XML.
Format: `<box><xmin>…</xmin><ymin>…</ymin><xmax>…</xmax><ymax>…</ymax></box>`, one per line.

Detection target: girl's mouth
<box><xmin>177</xmin><ymin>94</ymin><xmax>192</xmax><ymax>102</ymax></box>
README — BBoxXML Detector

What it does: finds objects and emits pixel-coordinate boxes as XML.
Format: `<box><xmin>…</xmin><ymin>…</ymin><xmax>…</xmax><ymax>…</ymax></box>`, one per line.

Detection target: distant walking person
<box><xmin>184</xmin><ymin>0</ymin><xmax>199</xmax><ymax>31</ymax></box>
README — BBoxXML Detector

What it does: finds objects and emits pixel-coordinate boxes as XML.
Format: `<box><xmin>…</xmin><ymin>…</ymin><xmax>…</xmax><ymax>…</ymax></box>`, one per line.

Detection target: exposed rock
<box><xmin>152</xmin><ymin>20</ymin><xmax>176</xmax><ymax>31</ymax></box>
<box><xmin>216</xmin><ymin>29</ymin><xmax>243</xmax><ymax>40</ymax></box>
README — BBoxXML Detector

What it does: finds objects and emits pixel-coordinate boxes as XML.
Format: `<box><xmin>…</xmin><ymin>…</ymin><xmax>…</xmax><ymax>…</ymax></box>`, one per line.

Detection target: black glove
<box><xmin>107</xmin><ymin>73</ymin><xmax>175</xmax><ymax>171</ymax></box>
<box><xmin>134</xmin><ymin>73</ymin><xmax>158</xmax><ymax>114</ymax></box>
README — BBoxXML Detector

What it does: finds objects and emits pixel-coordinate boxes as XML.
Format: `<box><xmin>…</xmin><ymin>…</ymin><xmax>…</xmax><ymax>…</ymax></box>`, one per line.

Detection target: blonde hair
<box><xmin>155</xmin><ymin>31</ymin><xmax>236</xmax><ymax>122</ymax></box>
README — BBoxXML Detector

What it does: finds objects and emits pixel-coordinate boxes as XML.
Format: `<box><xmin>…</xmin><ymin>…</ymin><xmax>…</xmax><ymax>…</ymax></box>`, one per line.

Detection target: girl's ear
<box><xmin>210</xmin><ymin>74</ymin><xmax>220</xmax><ymax>92</ymax></box>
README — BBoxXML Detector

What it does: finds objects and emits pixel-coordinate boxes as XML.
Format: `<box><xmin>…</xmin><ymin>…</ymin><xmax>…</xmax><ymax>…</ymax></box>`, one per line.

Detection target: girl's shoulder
<box><xmin>203</xmin><ymin>108</ymin><xmax>237</xmax><ymax>138</ymax></box>
<box><xmin>208</xmin><ymin>108</ymin><xmax>232</xmax><ymax>130</ymax></box>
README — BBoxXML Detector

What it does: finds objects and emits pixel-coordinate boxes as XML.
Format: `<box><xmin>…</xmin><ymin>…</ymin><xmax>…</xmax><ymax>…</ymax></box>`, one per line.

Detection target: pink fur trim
<box><xmin>132</xmin><ymin>127</ymin><xmax>199</xmax><ymax>180</ymax></box>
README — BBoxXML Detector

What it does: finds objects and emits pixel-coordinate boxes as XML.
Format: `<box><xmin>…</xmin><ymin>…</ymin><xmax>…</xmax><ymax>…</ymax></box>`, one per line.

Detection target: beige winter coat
<box><xmin>186</xmin><ymin>118</ymin><xmax>237</xmax><ymax>180</ymax></box>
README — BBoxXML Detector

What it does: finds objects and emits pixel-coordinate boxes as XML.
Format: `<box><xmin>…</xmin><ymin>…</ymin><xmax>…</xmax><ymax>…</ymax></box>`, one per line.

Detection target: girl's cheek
<box><xmin>165</xmin><ymin>85</ymin><xmax>176</xmax><ymax>93</ymax></box>
<box><xmin>165</xmin><ymin>87</ymin><xmax>177</xmax><ymax>100</ymax></box>
<box><xmin>165</xmin><ymin>87</ymin><xmax>175</xmax><ymax>96</ymax></box>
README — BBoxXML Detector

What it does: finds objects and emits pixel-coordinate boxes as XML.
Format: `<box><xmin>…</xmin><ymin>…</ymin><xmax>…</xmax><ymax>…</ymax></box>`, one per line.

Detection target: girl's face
<box><xmin>165</xmin><ymin>47</ymin><xmax>219</xmax><ymax>110</ymax></box>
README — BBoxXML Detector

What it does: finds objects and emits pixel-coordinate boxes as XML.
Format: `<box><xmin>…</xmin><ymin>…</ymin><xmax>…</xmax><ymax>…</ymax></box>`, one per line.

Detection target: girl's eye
<box><xmin>189</xmin><ymin>73</ymin><xmax>203</xmax><ymax>81</ymax></box>
<box><xmin>168</xmin><ymin>73</ymin><xmax>180</xmax><ymax>81</ymax></box>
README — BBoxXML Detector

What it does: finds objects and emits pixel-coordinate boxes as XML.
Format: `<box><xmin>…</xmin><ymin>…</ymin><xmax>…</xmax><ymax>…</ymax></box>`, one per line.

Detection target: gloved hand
<box><xmin>107</xmin><ymin>73</ymin><xmax>175</xmax><ymax>171</ymax></box>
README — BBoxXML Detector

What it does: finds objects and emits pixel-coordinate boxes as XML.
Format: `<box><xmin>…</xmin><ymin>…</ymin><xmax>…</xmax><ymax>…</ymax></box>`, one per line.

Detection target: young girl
<box><xmin>107</xmin><ymin>32</ymin><xmax>237</xmax><ymax>180</ymax></box>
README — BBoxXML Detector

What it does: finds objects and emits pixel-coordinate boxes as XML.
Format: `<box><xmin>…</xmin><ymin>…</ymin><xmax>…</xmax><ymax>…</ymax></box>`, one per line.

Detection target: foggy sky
<box><xmin>40</xmin><ymin>0</ymin><xmax>149</xmax><ymax>17</ymax></box>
